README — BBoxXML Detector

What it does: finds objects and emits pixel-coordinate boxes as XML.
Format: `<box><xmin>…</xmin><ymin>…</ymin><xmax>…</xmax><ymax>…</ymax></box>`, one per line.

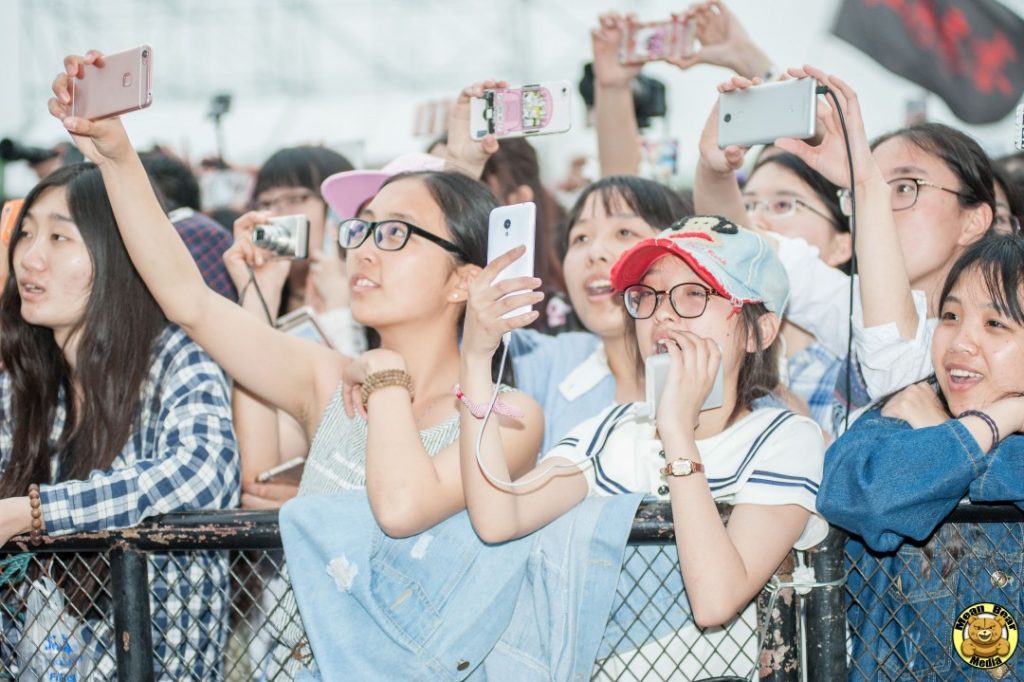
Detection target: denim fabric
<box><xmin>279</xmin><ymin>490</ymin><xmax>644</xmax><ymax>681</ymax></box>
<box><xmin>509</xmin><ymin>330</ymin><xmax>614</xmax><ymax>453</ymax></box>
<box><xmin>819</xmin><ymin>409</ymin><xmax>1024</xmax><ymax>680</ymax></box>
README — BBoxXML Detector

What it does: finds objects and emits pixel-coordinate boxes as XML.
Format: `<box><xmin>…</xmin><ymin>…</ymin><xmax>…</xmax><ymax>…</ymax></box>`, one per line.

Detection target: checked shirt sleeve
<box><xmin>38</xmin><ymin>331</ymin><xmax>240</xmax><ymax>535</ymax></box>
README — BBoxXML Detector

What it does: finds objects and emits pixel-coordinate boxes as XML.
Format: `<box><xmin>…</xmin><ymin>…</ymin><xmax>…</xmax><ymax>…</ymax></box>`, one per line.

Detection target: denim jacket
<box><xmin>279</xmin><ymin>490</ymin><xmax>644</xmax><ymax>681</ymax></box>
<box><xmin>819</xmin><ymin>409</ymin><xmax>1024</xmax><ymax>681</ymax></box>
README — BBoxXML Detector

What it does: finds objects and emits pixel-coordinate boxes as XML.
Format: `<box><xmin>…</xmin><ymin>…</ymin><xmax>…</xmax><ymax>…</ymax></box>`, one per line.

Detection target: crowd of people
<box><xmin>2</xmin><ymin>1</ymin><xmax>1024</xmax><ymax>679</ymax></box>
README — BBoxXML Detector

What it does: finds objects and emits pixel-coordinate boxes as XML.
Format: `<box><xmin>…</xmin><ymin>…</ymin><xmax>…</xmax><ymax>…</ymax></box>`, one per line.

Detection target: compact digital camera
<box><xmin>251</xmin><ymin>214</ymin><xmax>310</xmax><ymax>259</ymax></box>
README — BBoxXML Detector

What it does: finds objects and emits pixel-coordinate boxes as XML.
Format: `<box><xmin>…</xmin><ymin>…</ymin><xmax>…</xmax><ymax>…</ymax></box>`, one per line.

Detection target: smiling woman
<box><xmin>818</xmin><ymin>233</ymin><xmax>1024</xmax><ymax>679</ymax></box>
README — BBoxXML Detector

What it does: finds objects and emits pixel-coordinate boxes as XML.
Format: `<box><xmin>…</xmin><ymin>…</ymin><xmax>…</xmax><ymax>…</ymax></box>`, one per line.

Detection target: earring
<box><xmin>451</xmin><ymin>293</ymin><xmax>460</xmax><ymax>300</ymax></box>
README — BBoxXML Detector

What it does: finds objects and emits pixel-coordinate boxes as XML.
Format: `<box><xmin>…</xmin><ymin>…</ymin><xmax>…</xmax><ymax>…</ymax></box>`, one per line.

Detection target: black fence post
<box><xmin>804</xmin><ymin>526</ymin><xmax>848</xmax><ymax>681</ymax></box>
<box><xmin>110</xmin><ymin>545</ymin><xmax>154</xmax><ymax>682</ymax></box>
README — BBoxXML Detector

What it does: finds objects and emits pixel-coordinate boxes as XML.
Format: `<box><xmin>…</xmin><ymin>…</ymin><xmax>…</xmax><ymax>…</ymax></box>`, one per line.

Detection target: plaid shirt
<box><xmin>0</xmin><ymin>325</ymin><xmax>240</xmax><ymax>680</ymax></box>
<box><xmin>786</xmin><ymin>342</ymin><xmax>843</xmax><ymax>438</ymax></box>
<box><xmin>170</xmin><ymin>208</ymin><xmax>238</xmax><ymax>302</ymax></box>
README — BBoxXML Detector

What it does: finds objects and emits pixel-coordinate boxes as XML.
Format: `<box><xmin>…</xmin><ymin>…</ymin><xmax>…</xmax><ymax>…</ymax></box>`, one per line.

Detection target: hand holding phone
<box><xmin>486</xmin><ymin>203</ymin><xmax>537</xmax><ymax>319</ymax></box>
<box><xmin>717</xmin><ymin>78</ymin><xmax>818</xmax><ymax>149</ymax></box>
<box><xmin>71</xmin><ymin>45</ymin><xmax>154</xmax><ymax>121</ymax></box>
<box><xmin>469</xmin><ymin>82</ymin><xmax>572</xmax><ymax>140</ymax></box>
<box><xmin>619</xmin><ymin>17</ymin><xmax>696</xmax><ymax>65</ymax></box>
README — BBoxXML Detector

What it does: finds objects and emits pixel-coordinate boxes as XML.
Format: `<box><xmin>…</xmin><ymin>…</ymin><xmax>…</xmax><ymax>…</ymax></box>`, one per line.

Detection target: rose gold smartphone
<box><xmin>71</xmin><ymin>45</ymin><xmax>153</xmax><ymax>121</ymax></box>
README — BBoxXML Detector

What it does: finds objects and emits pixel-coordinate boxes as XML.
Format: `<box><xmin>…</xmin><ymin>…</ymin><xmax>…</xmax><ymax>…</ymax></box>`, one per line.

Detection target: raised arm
<box><xmin>458</xmin><ymin>247</ymin><xmax>586</xmax><ymax>543</ymax></box>
<box><xmin>444</xmin><ymin>79</ymin><xmax>507</xmax><ymax>180</ymax></box>
<box><xmin>666</xmin><ymin>1</ymin><xmax>774</xmax><ymax>79</ymax></box>
<box><xmin>48</xmin><ymin>52</ymin><xmax>346</xmax><ymax>431</ymax></box>
<box><xmin>692</xmin><ymin>77</ymin><xmax>755</xmax><ymax>224</ymax></box>
<box><xmin>591</xmin><ymin>12</ymin><xmax>643</xmax><ymax>177</ymax></box>
<box><xmin>774</xmin><ymin>66</ymin><xmax>918</xmax><ymax>337</ymax></box>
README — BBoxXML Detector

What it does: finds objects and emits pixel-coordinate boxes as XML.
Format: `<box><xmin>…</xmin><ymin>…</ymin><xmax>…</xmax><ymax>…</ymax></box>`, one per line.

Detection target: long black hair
<box><xmin>0</xmin><ymin>163</ymin><xmax>168</xmax><ymax>499</ymax></box>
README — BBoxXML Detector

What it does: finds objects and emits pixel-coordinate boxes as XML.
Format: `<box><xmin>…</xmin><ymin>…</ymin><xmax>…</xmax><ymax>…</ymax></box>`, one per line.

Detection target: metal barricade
<box><xmin>20</xmin><ymin>500</ymin><xmax>1011</xmax><ymax>680</ymax></box>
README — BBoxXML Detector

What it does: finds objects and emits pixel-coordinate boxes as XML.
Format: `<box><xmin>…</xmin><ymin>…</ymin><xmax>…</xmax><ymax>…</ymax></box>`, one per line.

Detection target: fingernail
<box><xmin>62</xmin><ymin>117</ymin><xmax>75</xmax><ymax>130</ymax></box>
<box><xmin>61</xmin><ymin>92</ymin><xmax>70</xmax><ymax>103</ymax></box>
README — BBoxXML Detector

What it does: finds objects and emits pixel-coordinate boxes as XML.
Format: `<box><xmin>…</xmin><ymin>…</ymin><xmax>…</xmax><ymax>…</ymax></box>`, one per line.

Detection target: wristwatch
<box><xmin>660</xmin><ymin>458</ymin><xmax>705</xmax><ymax>477</ymax></box>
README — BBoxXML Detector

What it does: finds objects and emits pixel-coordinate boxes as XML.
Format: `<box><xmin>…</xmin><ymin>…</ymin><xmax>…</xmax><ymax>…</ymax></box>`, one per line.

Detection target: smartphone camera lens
<box><xmin>723</xmin><ymin>113</ymin><xmax>732</xmax><ymax>123</ymax></box>
<box><xmin>142</xmin><ymin>49</ymin><xmax>149</xmax><ymax>58</ymax></box>
<box><xmin>503</xmin><ymin>219</ymin><xmax>511</xmax><ymax>229</ymax></box>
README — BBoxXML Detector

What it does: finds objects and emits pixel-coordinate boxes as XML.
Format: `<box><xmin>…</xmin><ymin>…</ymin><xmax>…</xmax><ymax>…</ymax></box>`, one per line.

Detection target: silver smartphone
<box><xmin>642</xmin><ymin>351</ymin><xmax>724</xmax><ymax>419</ymax></box>
<box><xmin>718</xmin><ymin>78</ymin><xmax>818</xmax><ymax>148</ymax></box>
<box><xmin>486</xmin><ymin>202</ymin><xmax>537</xmax><ymax>319</ymax></box>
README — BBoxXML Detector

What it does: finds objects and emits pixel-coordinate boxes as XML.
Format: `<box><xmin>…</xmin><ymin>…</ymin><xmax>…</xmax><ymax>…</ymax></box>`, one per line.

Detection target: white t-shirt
<box><xmin>545</xmin><ymin>403</ymin><xmax>828</xmax><ymax>549</ymax></box>
<box><xmin>547</xmin><ymin>403</ymin><xmax>827</xmax><ymax>680</ymax></box>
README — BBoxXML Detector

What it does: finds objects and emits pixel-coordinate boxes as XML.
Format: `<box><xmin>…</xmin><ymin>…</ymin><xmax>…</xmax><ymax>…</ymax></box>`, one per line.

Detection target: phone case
<box><xmin>486</xmin><ymin>202</ymin><xmax>537</xmax><ymax>319</ymax></box>
<box><xmin>620</xmin><ymin>18</ymin><xmax>696</xmax><ymax>65</ymax></box>
<box><xmin>469</xmin><ymin>81</ymin><xmax>572</xmax><ymax>140</ymax></box>
<box><xmin>71</xmin><ymin>45</ymin><xmax>153</xmax><ymax>121</ymax></box>
<box><xmin>644</xmin><ymin>351</ymin><xmax>725</xmax><ymax>418</ymax></box>
<box><xmin>717</xmin><ymin>78</ymin><xmax>818</xmax><ymax>149</ymax></box>
<box><xmin>256</xmin><ymin>457</ymin><xmax>306</xmax><ymax>484</ymax></box>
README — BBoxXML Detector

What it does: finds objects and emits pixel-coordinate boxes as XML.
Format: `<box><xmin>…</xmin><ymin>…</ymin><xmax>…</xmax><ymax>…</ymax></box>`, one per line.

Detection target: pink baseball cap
<box><xmin>320</xmin><ymin>152</ymin><xmax>446</xmax><ymax>219</ymax></box>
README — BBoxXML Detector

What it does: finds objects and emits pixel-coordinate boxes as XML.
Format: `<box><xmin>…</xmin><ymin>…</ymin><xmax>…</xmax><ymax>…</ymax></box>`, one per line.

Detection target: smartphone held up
<box><xmin>486</xmin><ymin>202</ymin><xmax>537</xmax><ymax>320</ymax></box>
<box><xmin>717</xmin><ymin>78</ymin><xmax>819</xmax><ymax>149</ymax></box>
<box><xmin>71</xmin><ymin>45</ymin><xmax>154</xmax><ymax>121</ymax></box>
<box><xmin>619</xmin><ymin>17</ymin><xmax>696</xmax><ymax>65</ymax></box>
<box><xmin>469</xmin><ymin>82</ymin><xmax>572</xmax><ymax>140</ymax></box>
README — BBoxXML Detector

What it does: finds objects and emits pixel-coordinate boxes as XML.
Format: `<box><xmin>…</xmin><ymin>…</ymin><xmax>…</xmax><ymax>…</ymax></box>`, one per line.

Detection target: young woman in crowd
<box><xmin>0</xmin><ymin>163</ymin><xmax>239</xmax><ymax>679</ymax></box>
<box><xmin>459</xmin><ymin>215</ymin><xmax>827</xmax><ymax>679</ymax></box>
<box><xmin>447</xmin><ymin>81</ymin><xmax>693</xmax><ymax>451</ymax></box>
<box><xmin>992</xmin><ymin>163</ymin><xmax>1023</xmax><ymax>236</ymax></box>
<box><xmin>696</xmin><ymin>66</ymin><xmax>994</xmax><ymax>428</ymax></box>
<box><xmin>819</xmin><ymin>232</ymin><xmax>1024</xmax><ymax>679</ymax></box>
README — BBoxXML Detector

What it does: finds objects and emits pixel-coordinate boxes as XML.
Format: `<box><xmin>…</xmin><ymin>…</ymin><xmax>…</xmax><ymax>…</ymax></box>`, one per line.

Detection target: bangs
<box><xmin>940</xmin><ymin>233</ymin><xmax>1024</xmax><ymax>324</ymax></box>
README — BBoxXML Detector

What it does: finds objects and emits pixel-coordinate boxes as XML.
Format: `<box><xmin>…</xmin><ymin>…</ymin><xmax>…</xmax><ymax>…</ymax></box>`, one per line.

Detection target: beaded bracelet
<box><xmin>958</xmin><ymin>409</ymin><xmax>1000</xmax><ymax>447</ymax></box>
<box><xmin>27</xmin><ymin>484</ymin><xmax>44</xmax><ymax>546</ymax></box>
<box><xmin>361</xmin><ymin>369</ymin><xmax>415</xmax><ymax>410</ymax></box>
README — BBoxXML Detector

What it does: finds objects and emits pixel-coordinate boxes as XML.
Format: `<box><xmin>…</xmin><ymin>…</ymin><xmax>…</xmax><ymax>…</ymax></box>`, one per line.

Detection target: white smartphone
<box><xmin>643</xmin><ymin>351</ymin><xmax>725</xmax><ymax>419</ymax></box>
<box><xmin>256</xmin><ymin>457</ymin><xmax>305</xmax><ymax>484</ymax></box>
<box><xmin>717</xmin><ymin>78</ymin><xmax>818</xmax><ymax>149</ymax></box>
<box><xmin>470</xmin><ymin>82</ymin><xmax>572</xmax><ymax>140</ymax></box>
<box><xmin>486</xmin><ymin>202</ymin><xmax>536</xmax><ymax>319</ymax></box>
<box><xmin>71</xmin><ymin>45</ymin><xmax>154</xmax><ymax>121</ymax></box>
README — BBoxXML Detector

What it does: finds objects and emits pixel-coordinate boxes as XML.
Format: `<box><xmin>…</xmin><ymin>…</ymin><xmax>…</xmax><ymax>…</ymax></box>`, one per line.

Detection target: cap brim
<box><xmin>320</xmin><ymin>170</ymin><xmax>392</xmax><ymax>219</ymax></box>
<box><xmin>610</xmin><ymin>240</ymin><xmax>734</xmax><ymax>303</ymax></box>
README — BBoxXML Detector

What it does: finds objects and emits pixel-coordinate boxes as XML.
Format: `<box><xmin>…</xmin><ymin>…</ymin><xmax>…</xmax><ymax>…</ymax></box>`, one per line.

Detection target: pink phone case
<box><xmin>72</xmin><ymin>45</ymin><xmax>153</xmax><ymax>121</ymax></box>
<box><xmin>620</xmin><ymin>18</ymin><xmax>695</xmax><ymax>65</ymax></box>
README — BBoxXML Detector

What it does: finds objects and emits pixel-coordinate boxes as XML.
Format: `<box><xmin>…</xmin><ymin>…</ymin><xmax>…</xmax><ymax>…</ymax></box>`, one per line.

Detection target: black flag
<box><xmin>833</xmin><ymin>0</ymin><xmax>1024</xmax><ymax>124</ymax></box>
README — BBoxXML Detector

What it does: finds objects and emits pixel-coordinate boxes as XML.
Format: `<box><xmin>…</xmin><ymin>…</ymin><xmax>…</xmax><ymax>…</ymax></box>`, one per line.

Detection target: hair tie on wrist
<box><xmin>958</xmin><ymin>409</ymin><xmax>1000</xmax><ymax>447</ymax></box>
<box><xmin>454</xmin><ymin>384</ymin><xmax>524</xmax><ymax>419</ymax></box>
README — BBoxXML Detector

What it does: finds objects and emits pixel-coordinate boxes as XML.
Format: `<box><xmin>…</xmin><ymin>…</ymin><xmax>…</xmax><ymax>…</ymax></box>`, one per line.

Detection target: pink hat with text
<box><xmin>320</xmin><ymin>153</ymin><xmax>446</xmax><ymax>219</ymax></box>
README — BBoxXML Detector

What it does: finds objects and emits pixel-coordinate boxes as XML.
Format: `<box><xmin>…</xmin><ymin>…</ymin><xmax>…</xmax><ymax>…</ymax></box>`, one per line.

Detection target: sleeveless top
<box><xmin>298</xmin><ymin>383</ymin><xmax>462</xmax><ymax>496</ymax></box>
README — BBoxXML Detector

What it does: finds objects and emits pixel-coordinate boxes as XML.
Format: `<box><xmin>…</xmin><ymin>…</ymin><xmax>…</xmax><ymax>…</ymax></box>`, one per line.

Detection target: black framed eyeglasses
<box><xmin>837</xmin><ymin>178</ymin><xmax>969</xmax><ymax>216</ymax></box>
<box><xmin>338</xmin><ymin>218</ymin><xmax>467</xmax><ymax>260</ymax></box>
<box><xmin>622</xmin><ymin>282</ymin><xmax>722</xmax><ymax>320</ymax></box>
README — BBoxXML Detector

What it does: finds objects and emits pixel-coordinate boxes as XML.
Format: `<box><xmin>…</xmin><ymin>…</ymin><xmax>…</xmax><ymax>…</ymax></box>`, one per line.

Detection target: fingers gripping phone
<box><xmin>640</xmin><ymin>349</ymin><xmax>725</xmax><ymax>420</ymax></box>
<box><xmin>470</xmin><ymin>82</ymin><xmax>572</xmax><ymax>140</ymax></box>
<box><xmin>486</xmin><ymin>203</ymin><xmax>536</xmax><ymax>320</ymax></box>
<box><xmin>717</xmin><ymin>78</ymin><xmax>818</xmax><ymax>149</ymax></box>
<box><xmin>620</xmin><ymin>18</ymin><xmax>696</xmax><ymax>65</ymax></box>
<box><xmin>71</xmin><ymin>45</ymin><xmax>154</xmax><ymax>121</ymax></box>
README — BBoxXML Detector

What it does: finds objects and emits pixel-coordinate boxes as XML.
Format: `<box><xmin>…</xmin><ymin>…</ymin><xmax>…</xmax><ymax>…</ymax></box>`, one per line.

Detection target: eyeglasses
<box><xmin>255</xmin><ymin>190</ymin><xmax>319</xmax><ymax>213</ymax></box>
<box><xmin>743</xmin><ymin>196</ymin><xmax>835</xmax><ymax>224</ymax></box>
<box><xmin>839</xmin><ymin>177</ymin><xmax>968</xmax><ymax>216</ymax></box>
<box><xmin>622</xmin><ymin>282</ymin><xmax>722</xmax><ymax>320</ymax></box>
<box><xmin>338</xmin><ymin>218</ymin><xmax>467</xmax><ymax>260</ymax></box>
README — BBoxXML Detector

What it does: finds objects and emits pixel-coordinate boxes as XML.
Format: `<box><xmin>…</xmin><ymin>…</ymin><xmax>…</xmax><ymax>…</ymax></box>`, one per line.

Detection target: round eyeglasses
<box><xmin>837</xmin><ymin>177</ymin><xmax>968</xmax><ymax>216</ymax></box>
<box><xmin>622</xmin><ymin>282</ymin><xmax>722</xmax><ymax>320</ymax></box>
<box><xmin>338</xmin><ymin>218</ymin><xmax>468</xmax><ymax>260</ymax></box>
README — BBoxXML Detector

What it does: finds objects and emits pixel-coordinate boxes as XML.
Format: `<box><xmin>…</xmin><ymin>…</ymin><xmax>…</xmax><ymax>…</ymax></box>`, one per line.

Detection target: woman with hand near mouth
<box><xmin>819</xmin><ymin>233</ymin><xmax>1024</xmax><ymax>680</ymax></box>
<box><xmin>459</xmin><ymin>215</ymin><xmax>827</xmax><ymax>680</ymax></box>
